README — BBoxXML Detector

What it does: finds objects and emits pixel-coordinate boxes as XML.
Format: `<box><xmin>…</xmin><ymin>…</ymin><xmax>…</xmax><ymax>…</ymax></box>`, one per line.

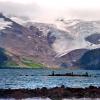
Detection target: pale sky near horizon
<box><xmin>0</xmin><ymin>0</ymin><xmax>100</xmax><ymax>22</ymax></box>
<box><xmin>1</xmin><ymin>0</ymin><xmax>100</xmax><ymax>9</ymax></box>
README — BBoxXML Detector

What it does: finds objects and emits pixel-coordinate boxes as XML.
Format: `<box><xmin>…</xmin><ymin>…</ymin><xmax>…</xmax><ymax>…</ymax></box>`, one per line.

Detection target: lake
<box><xmin>0</xmin><ymin>98</ymin><xmax>100</xmax><ymax>100</ymax></box>
<box><xmin>0</xmin><ymin>68</ymin><xmax>100</xmax><ymax>89</ymax></box>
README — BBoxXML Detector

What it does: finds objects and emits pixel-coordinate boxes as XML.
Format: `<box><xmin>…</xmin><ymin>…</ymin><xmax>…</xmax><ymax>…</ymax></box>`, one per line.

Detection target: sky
<box><xmin>0</xmin><ymin>0</ymin><xmax>100</xmax><ymax>22</ymax></box>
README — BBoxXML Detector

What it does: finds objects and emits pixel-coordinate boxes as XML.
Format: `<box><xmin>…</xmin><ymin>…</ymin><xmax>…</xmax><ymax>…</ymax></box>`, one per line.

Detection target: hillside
<box><xmin>0</xmin><ymin>13</ymin><xmax>56</xmax><ymax>68</ymax></box>
<box><xmin>0</xmin><ymin>13</ymin><xmax>100</xmax><ymax>69</ymax></box>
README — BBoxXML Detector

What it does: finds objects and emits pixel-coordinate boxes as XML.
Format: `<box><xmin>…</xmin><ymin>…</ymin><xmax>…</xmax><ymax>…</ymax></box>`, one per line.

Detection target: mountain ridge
<box><xmin>0</xmin><ymin>13</ymin><xmax>100</xmax><ymax>69</ymax></box>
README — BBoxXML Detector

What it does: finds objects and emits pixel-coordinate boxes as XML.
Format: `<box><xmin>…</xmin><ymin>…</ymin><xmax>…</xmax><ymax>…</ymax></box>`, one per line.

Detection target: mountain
<box><xmin>77</xmin><ymin>48</ymin><xmax>100</xmax><ymax>70</ymax></box>
<box><xmin>56</xmin><ymin>49</ymin><xmax>88</xmax><ymax>69</ymax></box>
<box><xmin>0</xmin><ymin>13</ymin><xmax>100</xmax><ymax>69</ymax></box>
<box><xmin>0</xmin><ymin>13</ymin><xmax>57</xmax><ymax>68</ymax></box>
<box><xmin>24</xmin><ymin>18</ymin><xmax>100</xmax><ymax>56</ymax></box>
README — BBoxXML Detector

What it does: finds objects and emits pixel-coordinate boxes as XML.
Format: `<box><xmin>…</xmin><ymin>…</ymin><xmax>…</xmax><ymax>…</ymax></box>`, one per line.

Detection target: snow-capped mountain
<box><xmin>0</xmin><ymin>13</ymin><xmax>100</xmax><ymax>69</ymax></box>
<box><xmin>55</xmin><ymin>18</ymin><xmax>100</xmax><ymax>48</ymax></box>
<box><xmin>0</xmin><ymin>13</ymin><xmax>57</xmax><ymax>68</ymax></box>
<box><xmin>23</xmin><ymin>18</ymin><xmax>100</xmax><ymax>57</ymax></box>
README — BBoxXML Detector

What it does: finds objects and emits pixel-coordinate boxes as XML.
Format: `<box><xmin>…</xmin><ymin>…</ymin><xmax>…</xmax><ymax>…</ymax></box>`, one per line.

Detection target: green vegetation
<box><xmin>0</xmin><ymin>48</ymin><xmax>8</xmax><ymax>67</ymax></box>
<box><xmin>21</xmin><ymin>58</ymin><xmax>44</xmax><ymax>68</ymax></box>
<box><xmin>0</xmin><ymin>48</ymin><xmax>19</xmax><ymax>67</ymax></box>
<box><xmin>6</xmin><ymin>61</ymin><xmax>18</xmax><ymax>67</ymax></box>
<box><xmin>0</xmin><ymin>48</ymin><xmax>44</xmax><ymax>68</ymax></box>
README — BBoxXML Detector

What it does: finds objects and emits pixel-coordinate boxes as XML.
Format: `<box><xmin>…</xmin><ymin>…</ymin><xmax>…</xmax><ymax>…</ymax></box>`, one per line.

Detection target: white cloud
<box><xmin>0</xmin><ymin>0</ymin><xmax>33</xmax><ymax>4</ymax></box>
<box><xmin>1</xmin><ymin>0</ymin><xmax>100</xmax><ymax>9</ymax></box>
<box><xmin>0</xmin><ymin>0</ymin><xmax>100</xmax><ymax>22</ymax></box>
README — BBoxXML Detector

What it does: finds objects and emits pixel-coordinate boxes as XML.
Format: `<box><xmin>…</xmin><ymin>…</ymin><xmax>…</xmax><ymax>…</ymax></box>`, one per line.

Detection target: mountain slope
<box><xmin>56</xmin><ymin>49</ymin><xmax>88</xmax><ymax>68</ymax></box>
<box><xmin>25</xmin><ymin>19</ymin><xmax>100</xmax><ymax>57</ymax></box>
<box><xmin>78</xmin><ymin>48</ymin><xmax>100</xmax><ymax>70</ymax></box>
<box><xmin>0</xmin><ymin>13</ymin><xmax>57</xmax><ymax>68</ymax></box>
<box><xmin>0</xmin><ymin>13</ymin><xmax>100</xmax><ymax>69</ymax></box>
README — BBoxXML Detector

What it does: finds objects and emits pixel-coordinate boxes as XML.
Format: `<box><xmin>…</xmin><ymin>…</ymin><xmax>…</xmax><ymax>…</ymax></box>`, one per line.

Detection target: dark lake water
<box><xmin>0</xmin><ymin>68</ymin><xmax>100</xmax><ymax>89</ymax></box>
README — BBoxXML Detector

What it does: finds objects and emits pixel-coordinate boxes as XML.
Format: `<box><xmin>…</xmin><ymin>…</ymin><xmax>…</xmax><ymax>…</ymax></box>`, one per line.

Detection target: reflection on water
<box><xmin>0</xmin><ymin>98</ymin><xmax>100</xmax><ymax>100</ymax></box>
<box><xmin>63</xmin><ymin>98</ymin><xmax>100</xmax><ymax>100</ymax></box>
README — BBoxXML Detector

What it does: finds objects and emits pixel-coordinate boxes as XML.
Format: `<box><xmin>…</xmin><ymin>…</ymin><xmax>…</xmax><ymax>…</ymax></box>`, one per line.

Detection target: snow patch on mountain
<box><xmin>53</xmin><ymin>19</ymin><xmax>81</xmax><ymax>32</ymax></box>
<box><xmin>0</xmin><ymin>18</ymin><xmax>12</xmax><ymax>30</ymax></box>
<box><xmin>52</xmin><ymin>19</ymin><xmax>100</xmax><ymax>56</ymax></box>
<box><xmin>10</xmin><ymin>17</ymin><xmax>26</xmax><ymax>25</ymax></box>
<box><xmin>11</xmin><ymin>16</ymin><xmax>100</xmax><ymax>56</ymax></box>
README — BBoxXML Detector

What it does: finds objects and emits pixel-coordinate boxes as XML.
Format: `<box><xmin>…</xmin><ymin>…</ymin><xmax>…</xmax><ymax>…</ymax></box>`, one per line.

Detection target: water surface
<box><xmin>0</xmin><ymin>69</ymin><xmax>100</xmax><ymax>89</ymax></box>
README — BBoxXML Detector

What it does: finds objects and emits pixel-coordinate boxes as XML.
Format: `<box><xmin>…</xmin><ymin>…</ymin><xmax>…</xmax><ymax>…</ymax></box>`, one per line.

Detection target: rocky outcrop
<box><xmin>0</xmin><ymin>86</ymin><xmax>100</xmax><ymax>99</ymax></box>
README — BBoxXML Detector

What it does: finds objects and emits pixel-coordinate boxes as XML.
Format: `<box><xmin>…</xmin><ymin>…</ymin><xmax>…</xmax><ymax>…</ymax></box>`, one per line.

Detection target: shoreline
<box><xmin>0</xmin><ymin>86</ymin><xmax>100</xmax><ymax>99</ymax></box>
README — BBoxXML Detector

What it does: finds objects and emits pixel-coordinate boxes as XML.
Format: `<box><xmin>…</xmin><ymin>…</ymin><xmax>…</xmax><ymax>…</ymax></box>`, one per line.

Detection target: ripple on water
<box><xmin>0</xmin><ymin>98</ymin><xmax>100</xmax><ymax>100</ymax></box>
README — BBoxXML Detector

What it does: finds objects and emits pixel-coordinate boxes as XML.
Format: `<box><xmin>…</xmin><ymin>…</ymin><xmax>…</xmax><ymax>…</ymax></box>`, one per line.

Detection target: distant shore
<box><xmin>0</xmin><ymin>86</ymin><xmax>100</xmax><ymax>99</ymax></box>
<box><xmin>48</xmin><ymin>71</ymin><xmax>91</xmax><ymax>77</ymax></box>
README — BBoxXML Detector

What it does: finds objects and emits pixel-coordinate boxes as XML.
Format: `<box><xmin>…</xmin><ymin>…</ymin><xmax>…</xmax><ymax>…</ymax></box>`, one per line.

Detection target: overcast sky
<box><xmin>0</xmin><ymin>0</ymin><xmax>100</xmax><ymax>22</ymax></box>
